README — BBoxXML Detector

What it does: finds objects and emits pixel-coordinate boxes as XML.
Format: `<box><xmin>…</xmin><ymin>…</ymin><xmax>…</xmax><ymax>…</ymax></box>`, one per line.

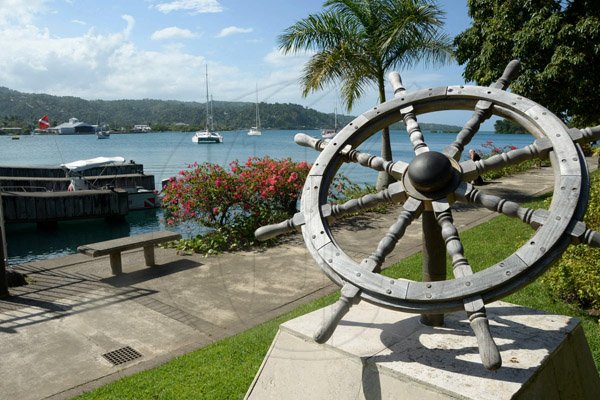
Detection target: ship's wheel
<box><xmin>255</xmin><ymin>60</ymin><xmax>600</xmax><ymax>370</ymax></box>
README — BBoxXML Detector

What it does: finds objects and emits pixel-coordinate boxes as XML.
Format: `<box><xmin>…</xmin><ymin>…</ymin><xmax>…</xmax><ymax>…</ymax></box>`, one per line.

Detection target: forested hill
<box><xmin>0</xmin><ymin>86</ymin><xmax>461</xmax><ymax>132</ymax></box>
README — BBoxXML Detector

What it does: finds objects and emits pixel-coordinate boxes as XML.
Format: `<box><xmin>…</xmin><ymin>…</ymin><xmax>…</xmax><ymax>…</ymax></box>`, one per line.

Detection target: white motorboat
<box><xmin>248</xmin><ymin>85</ymin><xmax>262</xmax><ymax>136</ymax></box>
<box><xmin>61</xmin><ymin>156</ymin><xmax>159</xmax><ymax>210</ymax></box>
<box><xmin>193</xmin><ymin>65</ymin><xmax>223</xmax><ymax>144</ymax></box>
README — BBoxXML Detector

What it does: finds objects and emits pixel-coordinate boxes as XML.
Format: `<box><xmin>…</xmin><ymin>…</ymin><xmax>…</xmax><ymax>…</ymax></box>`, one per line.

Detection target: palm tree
<box><xmin>279</xmin><ymin>0</ymin><xmax>453</xmax><ymax>188</ymax></box>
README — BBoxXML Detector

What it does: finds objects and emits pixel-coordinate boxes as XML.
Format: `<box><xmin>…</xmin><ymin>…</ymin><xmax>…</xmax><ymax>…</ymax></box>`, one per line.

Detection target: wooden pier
<box><xmin>0</xmin><ymin>162</ymin><xmax>157</xmax><ymax>226</ymax></box>
<box><xmin>0</xmin><ymin>189</ymin><xmax>128</xmax><ymax>224</ymax></box>
<box><xmin>0</xmin><ymin>174</ymin><xmax>155</xmax><ymax>192</ymax></box>
<box><xmin>0</xmin><ymin>163</ymin><xmax>144</xmax><ymax>178</ymax></box>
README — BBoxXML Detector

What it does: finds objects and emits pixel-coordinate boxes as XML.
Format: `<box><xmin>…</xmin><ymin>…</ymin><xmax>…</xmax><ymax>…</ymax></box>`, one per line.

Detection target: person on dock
<box><xmin>469</xmin><ymin>149</ymin><xmax>484</xmax><ymax>185</ymax></box>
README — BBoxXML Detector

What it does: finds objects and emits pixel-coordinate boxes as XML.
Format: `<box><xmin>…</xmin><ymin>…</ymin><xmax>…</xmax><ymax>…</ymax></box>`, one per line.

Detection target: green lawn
<box><xmin>76</xmin><ymin>196</ymin><xmax>600</xmax><ymax>400</ymax></box>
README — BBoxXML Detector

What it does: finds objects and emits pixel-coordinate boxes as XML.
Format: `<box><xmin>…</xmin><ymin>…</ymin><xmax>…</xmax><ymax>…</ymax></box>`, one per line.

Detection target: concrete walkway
<box><xmin>0</xmin><ymin>160</ymin><xmax>596</xmax><ymax>400</ymax></box>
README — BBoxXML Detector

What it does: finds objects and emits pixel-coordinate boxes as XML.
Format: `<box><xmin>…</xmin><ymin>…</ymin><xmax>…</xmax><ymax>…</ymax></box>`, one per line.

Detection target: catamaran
<box><xmin>192</xmin><ymin>66</ymin><xmax>223</xmax><ymax>144</ymax></box>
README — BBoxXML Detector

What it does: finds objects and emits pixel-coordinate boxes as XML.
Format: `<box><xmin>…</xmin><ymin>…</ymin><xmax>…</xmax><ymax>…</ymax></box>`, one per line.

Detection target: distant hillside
<box><xmin>0</xmin><ymin>87</ymin><xmax>461</xmax><ymax>133</ymax></box>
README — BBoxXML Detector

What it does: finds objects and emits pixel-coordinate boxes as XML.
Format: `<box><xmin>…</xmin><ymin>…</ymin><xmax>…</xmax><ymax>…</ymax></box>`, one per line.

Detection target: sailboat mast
<box><xmin>205</xmin><ymin>65</ymin><xmax>209</xmax><ymax>131</ymax></box>
<box><xmin>255</xmin><ymin>84</ymin><xmax>260</xmax><ymax>129</ymax></box>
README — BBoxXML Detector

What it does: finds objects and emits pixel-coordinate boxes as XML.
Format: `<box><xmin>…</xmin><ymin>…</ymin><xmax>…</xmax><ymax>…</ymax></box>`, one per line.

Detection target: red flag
<box><xmin>38</xmin><ymin>115</ymin><xmax>50</xmax><ymax>129</ymax></box>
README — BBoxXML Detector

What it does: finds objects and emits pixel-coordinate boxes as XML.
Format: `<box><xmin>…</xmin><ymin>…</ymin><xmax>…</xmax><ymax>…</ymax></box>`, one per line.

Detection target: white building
<box><xmin>49</xmin><ymin>118</ymin><xmax>95</xmax><ymax>135</ymax></box>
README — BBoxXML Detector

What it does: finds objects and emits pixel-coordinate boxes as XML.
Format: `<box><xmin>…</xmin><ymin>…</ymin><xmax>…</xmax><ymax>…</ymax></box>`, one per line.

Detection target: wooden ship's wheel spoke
<box><xmin>314</xmin><ymin>198</ymin><xmax>422</xmax><ymax>344</ymax></box>
<box><xmin>294</xmin><ymin>133</ymin><xmax>408</xmax><ymax>180</ymax></box>
<box><xmin>455</xmin><ymin>183</ymin><xmax>539</xmax><ymax>226</ymax></box>
<box><xmin>363</xmin><ymin>197</ymin><xmax>423</xmax><ymax>271</ymax></box>
<box><xmin>388</xmin><ymin>72</ymin><xmax>429</xmax><ymax>154</ymax></box>
<box><xmin>433</xmin><ymin>200</ymin><xmax>501</xmax><ymax>370</ymax></box>
<box><xmin>256</xmin><ymin>59</ymin><xmax>600</xmax><ymax>370</ymax></box>
<box><xmin>443</xmin><ymin>60</ymin><xmax>520</xmax><ymax>160</ymax></box>
<box><xmin>254</xmin><ymin>181</ymin><xmax>409</xmax><ymax>241</ymax></box>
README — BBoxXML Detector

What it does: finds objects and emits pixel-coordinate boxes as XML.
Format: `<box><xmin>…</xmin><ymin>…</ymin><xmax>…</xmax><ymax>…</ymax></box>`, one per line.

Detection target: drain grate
<box><xmin>102</xmin><ymin>346</ymin><xmax>142</xmax><ymax>366</ymax></box>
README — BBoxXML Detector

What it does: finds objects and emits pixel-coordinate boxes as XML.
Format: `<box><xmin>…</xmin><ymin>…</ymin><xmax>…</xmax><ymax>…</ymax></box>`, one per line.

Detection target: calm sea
<box><xmin>1</xmin><ymin>129</ymin><xmax>534</xmax><ymax>264</ymax></box>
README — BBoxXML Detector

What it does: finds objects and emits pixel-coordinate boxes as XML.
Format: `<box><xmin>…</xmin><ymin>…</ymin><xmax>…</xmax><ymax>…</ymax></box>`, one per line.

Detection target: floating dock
<box><xmin>0</xmin><ymin>162</ymin><xmax>157</xmax><ymax>226</ymax></box>
<box><xmin>1</xmin><ymin>189</ymin><xmax>128</xmax><ymax>224</ymax></box>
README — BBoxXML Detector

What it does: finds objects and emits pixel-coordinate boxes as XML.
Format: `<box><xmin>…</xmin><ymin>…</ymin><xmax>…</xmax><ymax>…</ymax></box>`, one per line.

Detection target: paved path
<box><xmin>0</xmin><ymin>160</ymin><xmax>595</xmax><ymax>400</ymax></box>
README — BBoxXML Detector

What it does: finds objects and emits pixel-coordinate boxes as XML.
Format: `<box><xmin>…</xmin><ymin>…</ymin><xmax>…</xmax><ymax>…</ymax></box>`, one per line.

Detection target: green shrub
<box><xmin>544</xmin><ymin>171</ymin><xmax>600</xmax><ymax>311</ymax></box>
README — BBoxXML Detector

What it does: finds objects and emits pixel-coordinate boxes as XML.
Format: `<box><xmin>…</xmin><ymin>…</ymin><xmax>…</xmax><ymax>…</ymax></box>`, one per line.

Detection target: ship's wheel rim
<box><xmin>300</xmin><ymin>85</ymin><xmax>585</xmax><ymax>313</ymax></box>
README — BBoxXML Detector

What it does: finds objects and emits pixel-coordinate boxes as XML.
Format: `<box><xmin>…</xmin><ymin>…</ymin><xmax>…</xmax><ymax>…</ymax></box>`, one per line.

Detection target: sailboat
<box><xmin>321</xmin><ymin>107</ymin><xmax>338</xmax><ymax>139</ymax></box>
<box><xmin>96</xmin><ymin>124</ymin><xmax>110</xmax><ymax>139</ymax></box>
<box><xmin>192</xmin><ymin>65</ymin><xmax>223</xmax><ymax>144</ymax></box>
<box><xmin>248</xmin><ymin>85</ymin><xmax>261</xmax><ymax>136</ymax></box>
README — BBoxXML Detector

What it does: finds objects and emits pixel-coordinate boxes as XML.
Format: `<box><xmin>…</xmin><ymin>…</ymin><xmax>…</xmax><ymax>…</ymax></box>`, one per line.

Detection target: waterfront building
<box><xmin>49</xmin><ymin>118</ymin><xmax>95</xmax><ymax>135</ymax></box>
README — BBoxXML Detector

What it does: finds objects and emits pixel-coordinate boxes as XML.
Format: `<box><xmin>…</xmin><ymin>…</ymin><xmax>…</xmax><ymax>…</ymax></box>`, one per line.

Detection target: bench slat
<box><xmin>77</xmin><ymin>231</ymin><xmax>181</xmax><ymax>257</ymax></box>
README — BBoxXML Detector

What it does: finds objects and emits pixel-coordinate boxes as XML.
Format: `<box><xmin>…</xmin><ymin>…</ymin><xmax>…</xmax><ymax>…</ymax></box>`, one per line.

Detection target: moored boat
<box><xmin>192</xmin><ymin>130</ymin><xmax>223</xmax><ymax>143</ymax></box>
<box><xmin>321</xmin><ymin>107</ymin><xmax>338</xmax><ymax>139</ymax></box>
<box><xmin>61</xmin><ymin>156</ymin><xmax>159</xmax><ymax>210</ymax></box>
<box><xmin>193</xmin><ymin>65</ymin><xmax>223</xmax><ymax>144</ymax></box>
<box><xmin>248</xmin><ymin>85</ymin><xmax>262</xmax><ymax>136</ymax></box>
<box><xmin>96</xmin><ymin>124</ymin><xmax>110</xmax><ymax>139</ymax></box>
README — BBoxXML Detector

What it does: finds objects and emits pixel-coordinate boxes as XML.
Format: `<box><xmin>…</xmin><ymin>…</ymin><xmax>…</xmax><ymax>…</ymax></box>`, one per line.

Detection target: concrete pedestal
<box><xmin>246</xmin><ymin>301</ymin><xmax>600</xmax><ymax>399</ymax></box>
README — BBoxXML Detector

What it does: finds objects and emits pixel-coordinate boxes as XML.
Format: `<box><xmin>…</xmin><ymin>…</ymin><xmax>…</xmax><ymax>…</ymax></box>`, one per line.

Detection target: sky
<box><xmin>0</xmin><ymin>0</ymin><xmax>479</xmax><ymax>126</ymax></box>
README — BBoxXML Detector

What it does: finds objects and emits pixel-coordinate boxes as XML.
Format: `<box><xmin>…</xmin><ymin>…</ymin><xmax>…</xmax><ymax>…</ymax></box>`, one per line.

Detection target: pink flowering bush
<box><xmin>161</xmin><ymin>157</ymin><xmax>311</xmax><ymax>254</ymax></box>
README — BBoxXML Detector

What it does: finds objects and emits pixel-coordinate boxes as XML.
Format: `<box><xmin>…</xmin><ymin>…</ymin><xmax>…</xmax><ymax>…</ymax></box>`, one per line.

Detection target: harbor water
<box><xmin>1</xmin><ymin>130</ymin><xmax>534</xmax><ymax>264</ymax></box>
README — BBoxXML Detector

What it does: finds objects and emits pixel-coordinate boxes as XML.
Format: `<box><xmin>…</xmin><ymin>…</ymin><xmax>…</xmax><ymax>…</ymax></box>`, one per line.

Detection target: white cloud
<box><xmin>151</xmin><ymin>26</ymin><xmax>196</xmax><ymax>41</ymax></box>
<box><xmin>216</xmin><ymin>26</ymin><xmax>252</xmax><ymax>38</ymax></box>
<box><xmin>71</xmin><ymin>19</ymin><xmax>86</xmax><ymax>25</ymax></box>
<box><xmin>154</xmin><ymin>0</ymin><xmax>223</xmax><ymax>15</ymax></box>
<box><xmin>121</xmin><ymin>14</ymin><xmax>135</xmax><ymax>36</ymax></box>
<box><xmin>264</xmin><ymin>47</ymin><xmax>311</xmax><ymax>67</ymax></box>
<box><xmin>0</xmin><ymin>0</ymin><xmax>47</xmax><ymax>26</ymax></box>
<box><xmin>0</xmin><ymin>13</ymin><xmax>213</xmax><ymax>102</ymax></box>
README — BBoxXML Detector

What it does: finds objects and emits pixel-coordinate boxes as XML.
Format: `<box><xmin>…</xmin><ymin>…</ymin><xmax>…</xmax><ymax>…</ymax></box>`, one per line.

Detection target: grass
<box><xmin>75</xmin><ymin>197</ymin><xmax>600</xmax><ymax>400</ymax></box>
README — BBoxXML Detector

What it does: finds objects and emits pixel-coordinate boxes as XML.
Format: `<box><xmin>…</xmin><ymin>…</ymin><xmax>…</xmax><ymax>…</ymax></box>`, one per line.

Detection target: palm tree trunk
<box><xmin>376</xmin><ymin>127</ymin><xmax>394</xmax><ymax>189</ymax></box>
<box><xmin>376</xmin><ymin>72</ymin><xmax>394</xmax><ymax>190</ymax></box>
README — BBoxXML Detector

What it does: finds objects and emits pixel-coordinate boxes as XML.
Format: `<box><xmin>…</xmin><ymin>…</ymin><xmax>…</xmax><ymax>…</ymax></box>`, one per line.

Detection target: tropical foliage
<box><xmin>544</xmin><ymin>170</ymin><xmax>600</xmax><ymax>311</ymax></box>
<box><xmin>455</xmin><ymin>0</ymin><xmax>600</xmax><ymax>126</ymax></box>
<box><xmin>494</xmin><ymin>118</ymin><xmax>527</xmax><ymax>134</ymax></box>
<box><xmin>161</xmin><ymin>157</ymin><xmax>311</xmax><ymax>254</ymax></box>
<box><xmin>278</xmin><ymin>0</ymin><xmax>453</xmax><ymax>188</ymax></box>
<box><xmin>0</xmin><ymin>86</ymin><xmax>355</xmax><ymax>132</ymax></box>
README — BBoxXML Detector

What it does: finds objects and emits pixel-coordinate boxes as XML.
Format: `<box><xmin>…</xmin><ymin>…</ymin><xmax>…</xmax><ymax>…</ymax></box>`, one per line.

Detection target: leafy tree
<box><xmin>455</xmin><ymin>0</ymin><xmax>600</xmax><ymax>126</ymax></box>
<box><xmin>494</xmin><ymin>118</ymin><xmax>527</xmax><ymax>134</ymax></box>
<box><xmin>278</xmin><ymin>0</ymin><xmax>453</xmax><ymax>188</ymax></box>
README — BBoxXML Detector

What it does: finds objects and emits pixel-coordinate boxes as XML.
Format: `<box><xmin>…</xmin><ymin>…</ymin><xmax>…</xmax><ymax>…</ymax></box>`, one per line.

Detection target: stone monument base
<box><xmin>246</xmin><ymin>301</ymin><xmax>599</xmax><ymax>399</ymax></box>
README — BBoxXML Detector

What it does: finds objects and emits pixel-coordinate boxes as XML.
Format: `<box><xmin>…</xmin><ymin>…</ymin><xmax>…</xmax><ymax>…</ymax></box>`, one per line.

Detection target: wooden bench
<box><xmin>77</xmin><ymin>231</ymin><xmax>182</xmax><ymax>275</ymax></box>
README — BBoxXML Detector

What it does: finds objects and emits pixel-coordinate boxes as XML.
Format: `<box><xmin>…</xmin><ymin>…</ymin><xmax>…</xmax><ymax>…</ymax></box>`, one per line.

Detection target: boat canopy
<box><xmin>61</xmin><ymin>156</ymin><xmax>125</xmax><ymax>172</ymax></box>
